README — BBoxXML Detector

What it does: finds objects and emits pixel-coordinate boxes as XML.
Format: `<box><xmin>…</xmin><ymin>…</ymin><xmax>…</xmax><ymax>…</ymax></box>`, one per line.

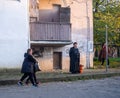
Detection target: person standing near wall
<box><xmin>18</xmin><ymin>49</ymin><xmax>38</xmax><ymax>87</ymax></box>
<box><xmin>69</xmin><ymin>42</ymin><xmax>80</xmax><ymax>74</ymax></box>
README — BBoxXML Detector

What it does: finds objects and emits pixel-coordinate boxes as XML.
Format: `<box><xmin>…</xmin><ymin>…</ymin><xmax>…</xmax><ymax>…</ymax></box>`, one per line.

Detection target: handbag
<box><xmin>34</xmin><ymin>62</ymin><xmax>41</xmax><ymax>72</ymax></box>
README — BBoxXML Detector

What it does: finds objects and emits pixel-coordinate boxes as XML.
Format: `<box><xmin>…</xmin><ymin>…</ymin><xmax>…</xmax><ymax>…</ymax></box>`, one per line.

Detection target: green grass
<box><xmin>94</xmin><ymin>57</ymin><xmax>120</xmax><ymax>68</ymax></box>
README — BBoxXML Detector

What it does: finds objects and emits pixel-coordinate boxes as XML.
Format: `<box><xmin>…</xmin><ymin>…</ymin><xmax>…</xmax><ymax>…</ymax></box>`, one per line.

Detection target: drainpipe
<box><xmin>27</xmin><ymin>0</ymin><xmax>31</xmax><ymax>48</ymax></box>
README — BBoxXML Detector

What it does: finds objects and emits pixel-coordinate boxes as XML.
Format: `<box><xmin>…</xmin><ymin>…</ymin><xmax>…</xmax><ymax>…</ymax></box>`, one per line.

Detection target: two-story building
<box><xmin>0</xmin><ymin>0</ymin><xmax>93</xmax><ymax>71</ymax></box>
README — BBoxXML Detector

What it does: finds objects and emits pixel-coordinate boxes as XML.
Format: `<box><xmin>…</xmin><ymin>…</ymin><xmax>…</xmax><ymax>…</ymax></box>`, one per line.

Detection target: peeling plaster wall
<box><xmin>36</xmin><ymin>0</ymin><xmax>93</xmax><ymax>70</ymax></box>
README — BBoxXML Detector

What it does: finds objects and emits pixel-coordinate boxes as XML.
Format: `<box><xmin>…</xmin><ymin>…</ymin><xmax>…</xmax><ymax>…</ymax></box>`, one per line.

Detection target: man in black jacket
<box><xmin>18</xmin><ymin>49</ymin><xmax>38</xmax><ymax>87</ymax></box>
<box><xmin>69</xmin><ymin>42</ymin><xmax>80</xmax><ymax>74</ymax></box>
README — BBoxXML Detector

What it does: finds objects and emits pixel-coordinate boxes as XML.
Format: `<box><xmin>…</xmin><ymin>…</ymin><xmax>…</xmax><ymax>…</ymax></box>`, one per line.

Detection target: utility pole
<box><xmin>118</xmin><ymin>28</ymin><xmax>120</xmax><ymax>57</ymax></box>
<box><xmin>105</xmin><ymin>25</ymin><xmax>108</xmax><ymax>72</ymax></box>
<box><xmin>86</xmin><ymin>1</ymin><xmax>90</xmax><ymax>68</ymax></box>
<box><xmin>105</xmin><ymin>0</ymin><xmax>109</xmax><ymax>72</ymax></box>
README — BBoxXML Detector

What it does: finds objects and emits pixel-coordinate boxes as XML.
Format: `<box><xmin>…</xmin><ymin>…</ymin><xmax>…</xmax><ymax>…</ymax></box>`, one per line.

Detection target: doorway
<box><xmin>53</xmin><ymin>52</ymin><xmax>62</xmax><ymax>70</ymax></box>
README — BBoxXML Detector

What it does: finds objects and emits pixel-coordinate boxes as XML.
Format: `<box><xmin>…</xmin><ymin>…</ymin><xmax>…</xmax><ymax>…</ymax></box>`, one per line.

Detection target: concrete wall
<box><xmin>36</xmin><ymin>0</ymin><xmax>93</xmax><ymax>70</ymax></box>
<box><xmin>37</xmin><ymin>47</ymin><xmax>53</xmax><ymax>71</ymax></box>
<box><xmin>0</xmin><ymin>0</ymin><xmax>29</xmax><ymax>68</ymax></box>
<box><xmin>69</xmin><ymin>0</ymin><xmax>94</xmax><ymax>68</ymax></box>
<box><xmin>0</xmin><ymin>0</ymin><xmax>93</xmax><ymax>70</ymax></box>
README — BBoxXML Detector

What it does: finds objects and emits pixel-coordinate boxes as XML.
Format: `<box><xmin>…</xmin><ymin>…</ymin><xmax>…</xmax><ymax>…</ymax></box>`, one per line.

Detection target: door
<box><xmin>53</xmin><ymin>52</ymin><xmax>62</xmax><ymax>69</ymax></box>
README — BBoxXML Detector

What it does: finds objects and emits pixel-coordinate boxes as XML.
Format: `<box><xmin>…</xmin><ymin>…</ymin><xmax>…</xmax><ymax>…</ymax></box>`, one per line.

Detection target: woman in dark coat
<box><xmin>18</xmin><ymin>49</ymin><xmax>38</xmax><ymax>87</ymax></box>
<box><xmin>69</xmin><ymin>42</ymin><xmax>80</xmax><ymax>73</ymax></box>
<box><xmin>100</xmin><ymin>43</ymin><xmax>110</xmax><ymax>66</ymax></box>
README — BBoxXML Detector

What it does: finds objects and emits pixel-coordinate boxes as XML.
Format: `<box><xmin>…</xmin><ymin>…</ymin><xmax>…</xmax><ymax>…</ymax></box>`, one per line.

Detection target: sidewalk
<box><xmin>0</xmin><ymin>68</ymin><xmax>120</xmax><ymax>86</ymax></box>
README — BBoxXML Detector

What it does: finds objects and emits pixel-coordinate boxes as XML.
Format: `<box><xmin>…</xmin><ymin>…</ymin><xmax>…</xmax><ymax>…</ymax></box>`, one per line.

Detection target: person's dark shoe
<box><xmin>17</xmin><ymin>81</ymin><xmax>23</xmax><ymax>86</ymax></box>
<box><xmin>36</xmin><ymin>81</ymin><xmax>40</xmax><ymax>85</ymax></box>
<box><xmin>33</xmin><ymin>84</ymin><xmax>38</xmax><ymax>87</ymax></box>
<box><xmin>25</xmin><ymin>81</ymin><xmax>29</xmax><ymax>85</ymax></box>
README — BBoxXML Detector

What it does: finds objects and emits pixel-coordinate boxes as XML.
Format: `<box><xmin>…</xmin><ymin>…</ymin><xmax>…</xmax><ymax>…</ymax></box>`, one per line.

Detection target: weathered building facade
<box><xmin>0</xmin><ymin>0</ymin><xmax>93</xmax><ymax>71</ymax></box>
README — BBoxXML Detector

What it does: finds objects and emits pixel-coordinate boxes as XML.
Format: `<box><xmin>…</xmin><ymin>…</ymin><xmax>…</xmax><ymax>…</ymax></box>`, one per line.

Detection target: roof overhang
<box><xmin>30</xmin><ymin>41</ymin><xmax>72</xmax><ymax>46</ymax></box>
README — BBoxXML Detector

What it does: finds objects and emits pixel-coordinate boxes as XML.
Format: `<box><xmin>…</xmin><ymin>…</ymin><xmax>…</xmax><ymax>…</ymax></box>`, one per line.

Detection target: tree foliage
<box><xmin>93</xmin><ymin>0</ymin><xmax>120</xmax><ymax>46</ymax></box>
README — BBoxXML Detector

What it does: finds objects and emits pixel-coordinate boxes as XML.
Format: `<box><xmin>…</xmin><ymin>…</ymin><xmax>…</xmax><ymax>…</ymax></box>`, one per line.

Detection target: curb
<box><xmin>39</xmin><ymin>72</ymin><xmax>120</xmax><ymax>82</ymax></box>
<box><xmin>0</xmin><ymin>72</ymin><xmax>120</xmax><ymax>86</ymax></box>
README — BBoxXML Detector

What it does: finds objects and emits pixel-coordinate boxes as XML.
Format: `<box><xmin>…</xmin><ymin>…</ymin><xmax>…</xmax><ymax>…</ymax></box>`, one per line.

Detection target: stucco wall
<box><xmin>37</xmin><ymin>47</ymin><xmax>53</xmax><ymax>71</ymax></box>
<box><xmin>0</xmin><ymin>0</ymin><xmax>29</xmax><ymax>68</ymax></box>
<box><xmin>69</xmin><ymin>0</ymin><xmax>93</xmax><ymax>68</ymax></box>
<box><xmin>33</xmin><ymin>0</ymin><xmax>94</xmax><ymax>70</ymax></box>
<box><xmin>0</xmin><ymin>0</ymin><xmax>93</xmax><ymax>69</ymax></box>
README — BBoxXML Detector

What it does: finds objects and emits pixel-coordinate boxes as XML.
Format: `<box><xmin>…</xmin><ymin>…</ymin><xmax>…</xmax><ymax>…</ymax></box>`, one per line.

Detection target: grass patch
<box><xmin>94</xmin><ymin>57</ymin><xmax>120</xmax><ymax>68</ymax></box>
<box><xmin>0</xmin><ymin>68</ymin><xmax>21</xmax><ymax>73</ymax></box>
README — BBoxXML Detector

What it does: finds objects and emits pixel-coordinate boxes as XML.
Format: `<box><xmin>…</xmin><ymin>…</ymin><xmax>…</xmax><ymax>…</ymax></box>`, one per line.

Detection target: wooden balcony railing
<box><xmin>30</xmin><ymin>22</ymin><xmax>71</xmax><ymax>41</ymax></box>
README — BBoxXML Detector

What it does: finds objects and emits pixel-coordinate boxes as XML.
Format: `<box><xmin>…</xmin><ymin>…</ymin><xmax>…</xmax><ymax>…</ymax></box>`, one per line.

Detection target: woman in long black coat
<box><xmin>18</xmin><ymin>49</ymin><xmax>38</xmax><ymax>87</ymax></box>
<box><xmin>69</xmin><ymin>42</ymin><xmax>80</xmax><ymax>73</ymax></box>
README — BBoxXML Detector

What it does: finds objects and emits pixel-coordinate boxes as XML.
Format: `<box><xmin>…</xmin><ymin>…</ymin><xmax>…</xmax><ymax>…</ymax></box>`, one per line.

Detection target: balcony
<box><xmin>30</xmin><ymin>22</ymin><xmax>71</xmax><ymax>45</ymax></box>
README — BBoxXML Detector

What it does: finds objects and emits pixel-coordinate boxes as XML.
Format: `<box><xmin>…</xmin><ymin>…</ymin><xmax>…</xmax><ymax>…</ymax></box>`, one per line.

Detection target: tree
<box><xmin>93</xmin><ymin>0</ymin><xmax>120</xmax><ymax>46</ymax></box>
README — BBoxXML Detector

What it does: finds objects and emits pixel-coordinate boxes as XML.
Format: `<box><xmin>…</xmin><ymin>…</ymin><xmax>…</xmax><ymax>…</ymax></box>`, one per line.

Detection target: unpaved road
<box><xmin>0</xmin><ymin>77</ymin><xmax>120</xmax><ymax>98</ymax></box>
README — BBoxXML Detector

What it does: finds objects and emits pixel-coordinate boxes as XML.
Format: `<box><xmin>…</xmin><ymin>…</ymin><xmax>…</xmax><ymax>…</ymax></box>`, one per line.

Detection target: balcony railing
<box><xmin>30</xmin><ymin>22</ymin><xmax>71</xmax><ymax>41</ymax></box>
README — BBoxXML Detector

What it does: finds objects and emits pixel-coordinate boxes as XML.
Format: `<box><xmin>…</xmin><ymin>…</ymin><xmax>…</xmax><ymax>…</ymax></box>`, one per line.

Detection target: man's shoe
<box><xmin>17</xmin><ymin>81</ymin><xmax>23</xmax><ymax>86</ymax></box>
<box><xmin>25</xmin><ymin>81</ymin><xmax>29</xmax><ymax>85</ymax></box>
<box><xmin>33</xmin><ymin>84</ymin><xmax>38</xmax><ymax>87</ymax></box>
<box><xmin>36</xmin><ymin>81</ymin><xmax>40</xmax><ymax>84</ymax></box>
